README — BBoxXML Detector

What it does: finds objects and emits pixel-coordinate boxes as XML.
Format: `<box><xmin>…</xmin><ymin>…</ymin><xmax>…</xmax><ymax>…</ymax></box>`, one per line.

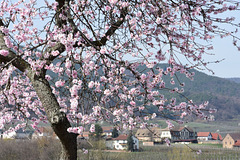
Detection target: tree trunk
<box><xmin>1</xmin><ymin>18</ymin><xmax>78</xmax><ymax>160</ymax></box>
<box><xmin>28</xmin><ymin>71</ymin><xmax>78</xmax><ymax>160</ymax></box>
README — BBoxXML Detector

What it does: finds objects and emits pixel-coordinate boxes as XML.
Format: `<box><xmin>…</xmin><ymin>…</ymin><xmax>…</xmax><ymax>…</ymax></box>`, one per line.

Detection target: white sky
<box><xmin>204</xmin><ymin>37</ymin><xmax>240</xmax><ymax>78</ymax></box>
<box><xmin>201</xmin><ymin>10</ymin><xmax>240</xmax><ymax>78</ymax></box>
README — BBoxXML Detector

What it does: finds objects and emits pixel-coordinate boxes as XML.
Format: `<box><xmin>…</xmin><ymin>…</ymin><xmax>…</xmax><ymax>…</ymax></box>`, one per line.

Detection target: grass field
<box><xmin>79</xmin><ymin>144</ymin><xmax>240</xmax><ymax>160</ymax></box>
<box><xmin>1</xmin><ymin>139</ymin><xmax>240</xmax><ymax>160</ymax></box>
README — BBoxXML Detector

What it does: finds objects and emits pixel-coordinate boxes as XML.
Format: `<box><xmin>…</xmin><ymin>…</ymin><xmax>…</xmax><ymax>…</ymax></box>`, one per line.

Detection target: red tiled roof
<box><xmin>197</xmin><ymin>132</ymin><xmax>211</xmax><ymax>137</ymax></box>
<box><xmin>113</xmin><ymin>134</ymin><xmax>128</xmax><ymax>140</ymax></box>
<box><xmin>211</xmin><ymin>133</ymin><xmax>222</xmax><ymax>140</ymax></box>
<box><xmin>102</xmin><ymin>126</ymin><xmax>113</xmax><ymax>131</ymax></box>
<box><xmin>234</xmin><ymin>140</ymin><xmax>240</xmax><ymax>146</ymax></box>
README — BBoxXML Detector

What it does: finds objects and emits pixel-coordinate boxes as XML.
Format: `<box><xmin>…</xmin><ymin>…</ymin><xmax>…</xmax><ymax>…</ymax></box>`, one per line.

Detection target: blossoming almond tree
<box><xmin>0</xmin><ymin>0</ymin><xmax>239</xmax><ymax>159</ymax></box>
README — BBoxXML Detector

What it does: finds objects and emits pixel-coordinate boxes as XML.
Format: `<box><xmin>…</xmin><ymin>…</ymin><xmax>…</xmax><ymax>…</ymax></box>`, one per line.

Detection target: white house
<box><xmin>160</xmin><ymin>128</ymin><xmax>172</xmax><ymax>140</ymax></box>
<box><xmin>197</xmin><ymin>132</ymin><xmax>212</xmax><ymax>141</ymax></box>
<box><xmin>2</xmin><ymin>130</ymin><xmax>16</xmax><ymax>139</ymax></box>
<box><xmin>106</xmin><ymin>134</ymin><xmax>139</xmax><ymax>150</ymax></box>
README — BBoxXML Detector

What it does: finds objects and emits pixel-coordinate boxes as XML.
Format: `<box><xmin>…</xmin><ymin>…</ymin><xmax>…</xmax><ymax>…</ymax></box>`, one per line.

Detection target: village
<box><xmin>1</xmin><ymin>124</ymin><xmax>240</xmax><ymax>151</ymax></box>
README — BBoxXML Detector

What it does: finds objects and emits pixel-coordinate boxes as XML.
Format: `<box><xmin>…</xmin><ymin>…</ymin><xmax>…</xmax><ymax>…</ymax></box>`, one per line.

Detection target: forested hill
<box><xmin>227</xmin><ymin>78</ymin><xmax>240</xmax><ymax>84</ymax></box>
<box><xmin>154</xmin><ymin>64</ymin><xmax>240</xmax><ymax>120</ymax></box>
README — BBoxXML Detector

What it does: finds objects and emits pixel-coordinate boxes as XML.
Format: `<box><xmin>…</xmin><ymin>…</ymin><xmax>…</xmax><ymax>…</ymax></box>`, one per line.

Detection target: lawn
<box><xmin>79</xmin><ymin>144</ymin><xmax>240</xmax><ymax>160</ymax></box>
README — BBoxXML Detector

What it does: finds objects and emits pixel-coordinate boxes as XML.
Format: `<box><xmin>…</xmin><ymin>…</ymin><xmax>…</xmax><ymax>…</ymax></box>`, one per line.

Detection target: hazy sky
<box><xmin>201</xmin><ymin>10</ymin><xmax>240</xmax><ymax>78</ymax></box>
<box><xmin>34</xmin><ymin>1</ymin><xmax>240</xmax><ymax>78</ymax></box>
<box><xmin>204</xmin><ymin>37</ymin><xmax>240</xmax><ymax>78</ymax></box>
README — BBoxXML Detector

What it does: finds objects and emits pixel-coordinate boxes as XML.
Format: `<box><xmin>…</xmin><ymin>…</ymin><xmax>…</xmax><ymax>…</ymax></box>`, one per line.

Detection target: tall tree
<box><xmin>90</xmin><ymin>124</ymin><xmax>103</xmax><ymax>140</ymax></box>
<box><xmin>112</xmin><ymin>127</ymin><xmax>119</xmax><ymax>138</ymax></box>
<box><xmin>0</xmin><ymin>0</ymin><xmax>239</xmax><ymax>159</ymax></box>
<box><xmin>127</xmin><ymin>133</ymin><xmax>134</xmax><ymax>152</ymax></box>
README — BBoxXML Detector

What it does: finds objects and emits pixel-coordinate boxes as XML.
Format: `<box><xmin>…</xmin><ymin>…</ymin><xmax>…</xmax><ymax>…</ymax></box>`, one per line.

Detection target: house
<box><xmin>211</xmin><ymin>133</ymin><xmax>222</xmax><ymax>141</ymax></box>
<box><xmin>170</xmin><ymin>126</ymin><xmax>197</xmax><ymax>143</ymax></box>
<box><xmin>233</xmin><ymin>140</ymin><xmax>240</xmax><ymax>148</ymax></box>
<box><xmin>2</xmin><ymin>130</ymin><xmax>16</xmax><ymax>139</ymax></box>
<box><xmin>223</xmin><ymin>133</ymin><xmax>240</xmax><ymax>148</ymax></box>
<box><xmin>32</xmin><ymin>127</ymin><xmax>58</xmax><ymax>139</ymax></box>
<box><xmin>15</xmin><ymin>128</ymin><xmax>33</xmax><ymax>139</ymax></box>
<box><xmin>160</xmin><ymin>128</ymin><xmax>172</xmax><ymax>140</ymax></box>
<box><xmin>197</xmin><ymin>132</ymin><xmax>212</xmax><ymax>141</ymax></box>
<box><xmin>152</xmin><ymin>128</ymin><xmax>162</xmax><ymax>142</ymax></box>
<box><xmin>106</xmin><ymin>134</ymin><xmax>139</xmax><ymax>150</ymax></box>
<box><xmin>102</xmin><ymin>126</ymin><xmax>113</xmax><ymax>137</ymax></box>
<box><xmin>135</xmin><ymin>126</ymin><xmax>196</xmax><ymax>144</ymax></box>
<box><xmin>135</xmin><ymin>127</ymin><xmax>171</xmax><ymax>143</ymax></box>
<box><xmin>135</xmin><ymin>128</ymin><xmax>152</xmax><ymax>141</ymax></box>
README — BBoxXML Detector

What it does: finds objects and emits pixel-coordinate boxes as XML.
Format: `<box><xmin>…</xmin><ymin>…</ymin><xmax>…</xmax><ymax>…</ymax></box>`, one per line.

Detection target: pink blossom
<box><xmin>90</xmin><ymin>124</ymin><xmax>95</xmax><ymax>132</ymax></box>
<box><xmin>4</xmin><ymin>36</ymin><xmax>13</xmax><ymax>48</ymax></box>
<box><xmin>52</xmin><ymin>2</ymin><xmax>58</xmax><ymax>10</ymax></box>
<box><xmin>143</xmin><ymin>116</ymin><xmax>149</xmax><ymax>121</ymax></box>
<box><xmin>166</xmin><ymin>120</ymin><xmax>174</xmax><ymax>129</ymax></box>
<box><xmin>55</xmin><ymin>80</ymin><xmax>65</xmax><ymax>87</ymax></box>
<box><xmin>197</xmin><ymin>150</ymin><xmax>202</xmax><ymax>155</ymax></box>
<box><xmin>130</xmin><ymin>101</ymin><xmax>136</xmax><ymax>106</ymax></box>
<box><xmin>70</xmin><ymin>98</ymin><xmax>78</xmax><ymax>110</ymax></box>
<box><xmin>120</xmin><ymin>67</ymin><xmax>125</xmax><ymax>74</ymax></box>
<box><xmin>139</xmin><ymin>106</ymin><xmax>145</xmax><ymax>111</ymax></box>
<box><xmin>104</xmin><ymin>89</ymin><xmax>111</xmax><ymax>96</ymax></box>
<box><xmin>128</xmin><ymin>117</ymin><xmax>134</xmax><ymax>125</ymax></box>
<box><xmin>92</xmin><ymin>106</ymin><xmax>101</xmax><ymax>116</ymax></box>
<box><xmin>0</xmin><ymin>50</ymin><xmax>9</xmax><ymax>56</ymax></box>
<box><xmin>67</xmin><ymin>126</ymin><xmax>84</xmax><ymax>134</ymax></box>
<box><xmin>156</xmin><ymin>17</ymin><xmax>161</xmax><ymax>24</ymax></box>
<box><xmin>151</xmin><ymin>113</ymin><xmax>157</xmax><ymax>119</ymax></box>
<box><xmin>180</xmin><ymin>112</ymin><xmax>187</xmax><ymax>118</ymax></box>
<box><xmin>72</xmin><ymin>70</ymin><xmax>77</xmax><ymax>78</ymax></box>
<box><xmin>108</xmin><ymin>0</ymin><xmax>118</xmax><ymax>5</ymax></box>
<box><xmin>100</xmin><ymin>47</ymin><xmax>107</xmax><ymax>54</ymax></box>
<box><xmin>88</xmin><ymin>81</ymin><xmax>94</xmax><ymax>88</ymax></box>
<box><xmin>105</xmin><ymin>6</ymin><xmax>111</xmax><ymax>11</ymax></box>
<box><xmin>65</xmin><ymin>59</ymin><xmax>72</xmax><ymax>69</ymax></box>
<box><xmin>51</xmin><ymin>50</ymin><xmax>59</xmax><ymax>56</ymax></box>
<box><xmin>165</xmin><ymin>138</ymin><xmax>171</xmax><ymax>146</ymax></box>
<box><xmin>83</xmin><ymin>149</ymin><xmax>88</xmax><ymax>154</ymax></box>
<box><xmin>140</xmin><ymin>73</ymin><xmax>147</xmax><ymax>81</ymax></box>
<box><xmin>127</xmin><ymin>106</ymin><xmax>133</xmax><ymax>115</ymax></box>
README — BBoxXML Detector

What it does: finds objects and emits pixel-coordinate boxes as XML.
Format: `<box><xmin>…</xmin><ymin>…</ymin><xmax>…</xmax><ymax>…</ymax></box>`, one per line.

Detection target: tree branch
<box><xmin>72</xmin><ymin>7</ymin><xmax>128</xmax><ymax>48</ymax></box>
<box><xmin>0</xmin><ymin>19</ymin><xmax>30</xmax><ymax>72</ymax></box>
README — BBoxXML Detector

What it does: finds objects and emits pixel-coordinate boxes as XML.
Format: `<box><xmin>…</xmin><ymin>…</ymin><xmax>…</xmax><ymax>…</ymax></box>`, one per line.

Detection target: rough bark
<box><xmin>27</xmin><ymin>71</ymin><xmax>78</xmax><ymax>160</ymax></box>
